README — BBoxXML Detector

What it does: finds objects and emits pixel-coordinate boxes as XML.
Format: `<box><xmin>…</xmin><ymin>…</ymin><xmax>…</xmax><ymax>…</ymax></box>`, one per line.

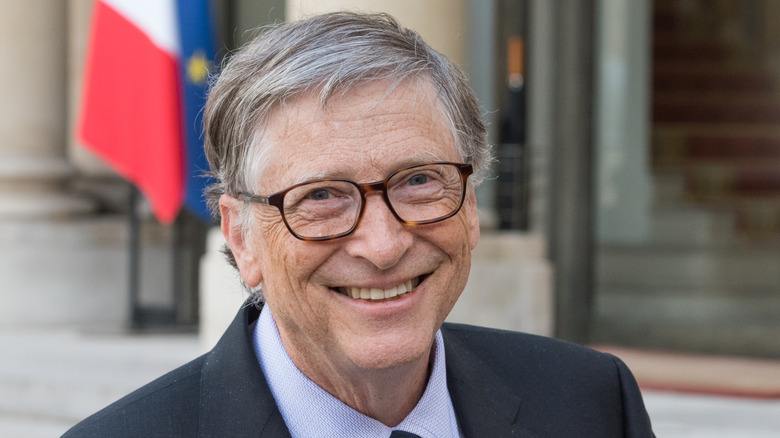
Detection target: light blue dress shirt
<box><xmin>253</xmin><ymin>305</ymin><xmax>462</xmax><ymax>438</ymax></box>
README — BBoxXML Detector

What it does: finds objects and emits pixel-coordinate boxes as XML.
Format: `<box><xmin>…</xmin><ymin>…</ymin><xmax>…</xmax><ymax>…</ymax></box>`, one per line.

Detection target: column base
<box><xmin>0</xmin><ymin>156</ymin><xmax>97</xmax><ymax>218</ymax></box>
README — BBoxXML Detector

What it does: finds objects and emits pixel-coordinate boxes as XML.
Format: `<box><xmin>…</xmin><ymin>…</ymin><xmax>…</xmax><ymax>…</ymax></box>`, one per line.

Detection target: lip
<box><xmin>329</xmin><ymin>274</ymin><xmax>430</xmax><ymax>312</ymax></box>
<box><xmin>334</xmin><ymin>275</ymin><xmax>428</xmax><ymax>302</ymax></box>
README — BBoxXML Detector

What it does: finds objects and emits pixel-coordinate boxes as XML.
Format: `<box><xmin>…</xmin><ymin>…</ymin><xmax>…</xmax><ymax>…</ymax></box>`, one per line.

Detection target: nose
<box><xmin>343</xmin><ymin>193</ymin><xmax>413</xmax><ymax>270</ymax></box>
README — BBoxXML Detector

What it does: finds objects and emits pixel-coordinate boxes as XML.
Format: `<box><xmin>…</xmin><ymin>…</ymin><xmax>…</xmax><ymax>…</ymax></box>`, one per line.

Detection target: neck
<box><xmin>284</xmin><ymin>336</ymin><xmax>434</xmax><ymax>427</ymax></box>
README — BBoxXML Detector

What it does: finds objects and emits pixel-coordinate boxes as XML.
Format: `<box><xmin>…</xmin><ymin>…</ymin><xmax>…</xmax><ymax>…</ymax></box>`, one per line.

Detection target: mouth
<box><xmin>334</xmin><ymin>275</ymin><xmax>428</xmax><ymax>302</ymax></box>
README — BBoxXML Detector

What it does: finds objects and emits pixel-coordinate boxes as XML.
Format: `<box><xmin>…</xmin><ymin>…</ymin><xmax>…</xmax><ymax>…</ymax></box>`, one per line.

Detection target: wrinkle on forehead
<box><xmin>289</xmin><ymin>149</ymin><xmax>447</xmax><ymax>186</ymax></box>
<box><xmin>256</xmin><ymin>77</ymin><xmax>459</xmax><ymax>191</ymax></box>
<box><xmin>245</xmin><ymin>76</ymin><xmax>461</xmax><ymax>192</ymax></box>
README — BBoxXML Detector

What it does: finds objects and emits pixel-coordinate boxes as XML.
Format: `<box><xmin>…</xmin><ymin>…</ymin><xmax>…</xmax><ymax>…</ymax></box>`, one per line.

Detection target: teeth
<box><xmin>385</xmin><ymin>286</ymin><xmax>398</xmax><ymax>299</ymax></box>
<box><xmin>340</xmin><ymin>277</ymin><xmax>422</xmax><ymax>302</ymax></box>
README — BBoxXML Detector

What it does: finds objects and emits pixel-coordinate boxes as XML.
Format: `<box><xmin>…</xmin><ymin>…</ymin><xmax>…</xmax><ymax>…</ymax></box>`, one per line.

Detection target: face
<box><xmin>220</xmin><ymin>79</ymin><xmax>480</xmax><ymax>378</ymax></box>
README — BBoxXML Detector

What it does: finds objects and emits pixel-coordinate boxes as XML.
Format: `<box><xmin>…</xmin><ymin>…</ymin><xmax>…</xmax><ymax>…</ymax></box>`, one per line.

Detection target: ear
<box><xmin>465</xmin><ymin>189</ymin><xmax>480</xmax><ymax>250</ymax></box>
<box><xmin>219</xmin><ymin>194</ymin><xmax>264</xmax><ymax>287</ymax></box>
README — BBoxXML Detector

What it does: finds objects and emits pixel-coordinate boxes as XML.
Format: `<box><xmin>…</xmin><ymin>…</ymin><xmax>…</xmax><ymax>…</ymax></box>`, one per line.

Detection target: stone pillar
<box><xmin>0</xmin><ymin>0</ymin><xmax>94</xmax><ymax>217</ymax></box>
<box><xmin>68</xmin><ymin>0</ymin><xmax>110</xmax><ymax>176</ymax></box>
<box><xmin>0</xmin><ymin>0</ymin><xmax>134</xmax><ymax>330</ymax></box>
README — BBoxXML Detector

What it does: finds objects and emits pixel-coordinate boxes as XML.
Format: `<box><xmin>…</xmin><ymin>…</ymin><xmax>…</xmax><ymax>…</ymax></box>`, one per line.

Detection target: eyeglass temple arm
<box><xmin>238</xmin><ymin>193</ymin><xmax>271</xmax><ymax>205</ymax></box>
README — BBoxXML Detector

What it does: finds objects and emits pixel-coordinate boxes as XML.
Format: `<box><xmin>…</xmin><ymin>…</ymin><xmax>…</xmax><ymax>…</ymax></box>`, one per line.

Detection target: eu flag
<box><xmin>176</xmin><ymin>0</ymin><xmax>217</xmax><ymax>222</ymax></box>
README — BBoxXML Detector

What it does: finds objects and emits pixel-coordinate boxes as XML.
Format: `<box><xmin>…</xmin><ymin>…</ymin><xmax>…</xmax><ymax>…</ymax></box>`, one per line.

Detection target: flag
<box><xmin>79</xmin><ymin>0</ymin><xmax>217</xmax><ymax>224</ymax></box>
<box><xmin>176</xmin><ymin>0</ymin><xmax>217</xmax><ymax>222</ymax></box>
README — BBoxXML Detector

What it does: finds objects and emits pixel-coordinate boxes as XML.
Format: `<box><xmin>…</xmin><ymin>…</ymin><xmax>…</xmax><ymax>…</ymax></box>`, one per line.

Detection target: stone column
<box><xmin>0</xmin><ymin>0</ymin><xmax>133</xmax><ymax>330</ymax></box>
<box><xmin>0</xmin><ymin>0</ymin><xmax>94</xmax><ymax>217</ymax></box>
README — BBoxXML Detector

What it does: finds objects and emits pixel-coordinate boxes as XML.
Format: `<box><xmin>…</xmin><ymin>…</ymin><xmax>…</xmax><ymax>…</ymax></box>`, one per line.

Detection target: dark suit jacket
<box><xmin>63</xmin><ymin>303</ymin><xmax>654</xmax><ymax>437</ymax></box>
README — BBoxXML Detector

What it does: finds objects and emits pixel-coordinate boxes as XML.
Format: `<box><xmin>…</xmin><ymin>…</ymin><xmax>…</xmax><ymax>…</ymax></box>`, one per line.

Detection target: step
<box><xmin>665</xmin><ymin>193</ymin><xmax>780</xmax><ymax>239</ymax></box>
<box><xmin>594</xmin><ymin>286</ymin><xmax>780</xmax><ymax>357</ymax></box>
<box><xmin>685</xmin><ymin>163</ymin><xmax>780</xmax><ymax>198</ymax></box>
<box><xmin>651</xmin><ymin>169</ymin><xmax>780</xmax><ymax>239</ymax></box>
<box><xmin>735</xmin><ymin>201</ymin><xmax>780</xmax><ymax>236</ymax></box>
<box><xmin>0</xmin><ymin>412</ymin><xmax>73</xmax><ymax>438</ymax></box>
<box><xmin>591</xmin><ymin>308</ymin><xmax>780</xmax><ymax>357</ymax></box>
<box><xmin>653</xmin><ymin>128</ymin><xmax>780</xmax><ymax>168</ymax></box>
<box><xmin>597</xmin><ymin>243</ymin><xmax>780</xmax><ymax>289</ymax></box>
<box><xmin>646</xmin><ymin>206</ymin><xmax>737</xmax><ymax>246</ymax></box>
<box><xmin>0</xmin><ymin>217</ymin><xmax>176</xmax><ymax>330</ymax></box>
<box><xmin>0</xmin><ymin>329</ymin><xmax>199</xmax><ymax>429</ymax></box>
<box><xmin>595</xmin><ymin>285</ymin><xmax>780</xmax><ymax>325</ymax></box>
<box><xmin>653</xmin><ymin>171</ymin><xmax>689</xmax><ymax>206</ymax></box>
<box><xmin>593</xmin><ymin>279</ymin><xmax>780</xmax><ymax>357</ymax></box>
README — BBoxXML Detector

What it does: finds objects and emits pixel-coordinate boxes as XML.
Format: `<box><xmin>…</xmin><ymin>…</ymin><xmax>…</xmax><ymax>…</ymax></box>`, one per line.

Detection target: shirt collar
<box><xmin>253</xmin><ymin>305</ymin><xmax>460</xmax><ymax>438</ymax></box>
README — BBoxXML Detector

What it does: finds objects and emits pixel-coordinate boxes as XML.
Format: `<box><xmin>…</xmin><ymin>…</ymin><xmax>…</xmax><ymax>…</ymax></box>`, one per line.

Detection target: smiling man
<box><xmin>64</xmin><ymin>12</ymin><xmax>654</xmax><ymax>438</ymax></box>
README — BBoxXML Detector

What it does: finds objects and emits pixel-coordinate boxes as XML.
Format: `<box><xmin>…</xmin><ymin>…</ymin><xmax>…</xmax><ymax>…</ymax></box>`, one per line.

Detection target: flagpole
<box><xmin>128</xmin><ymin>184</ymin><xmax>142</xmax><ymax>329</ymax></box>
<box><xmin>172</xmin><ymin>211</ymin><xmax>184</xmax><ymax>324</ymax></box>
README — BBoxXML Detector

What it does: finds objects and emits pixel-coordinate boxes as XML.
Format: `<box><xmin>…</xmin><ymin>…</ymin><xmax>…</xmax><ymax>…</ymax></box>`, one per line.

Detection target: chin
<box><xmin>346</xmin><ymin>331</ymin><xmax>435</xmax><ymax>371</ymax></box>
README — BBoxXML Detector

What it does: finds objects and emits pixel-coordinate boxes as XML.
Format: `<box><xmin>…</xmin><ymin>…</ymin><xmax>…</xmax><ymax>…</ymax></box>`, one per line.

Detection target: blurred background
<box><xmin>1</xmin><ymin>0</ymin><xmax>779</xmax><ymax>436</ymax></box>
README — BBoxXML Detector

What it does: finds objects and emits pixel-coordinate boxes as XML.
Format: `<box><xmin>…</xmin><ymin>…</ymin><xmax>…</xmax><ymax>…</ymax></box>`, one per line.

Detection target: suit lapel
<box><xmin>198</xmin><ymin>303</ymin><xmax>293</xmax><ymax>438</ymax></box>
<box><xmin>443</xmin><ymin>326</ymin><xmax>539</xmax><ymax>438</ymax></box>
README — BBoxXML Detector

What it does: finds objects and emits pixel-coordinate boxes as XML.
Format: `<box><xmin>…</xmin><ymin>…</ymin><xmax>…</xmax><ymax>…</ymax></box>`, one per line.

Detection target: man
<box><xmin>65</xmin><ymin>12</ymin><xmax>654</xmax><ymax>437</ymax></box>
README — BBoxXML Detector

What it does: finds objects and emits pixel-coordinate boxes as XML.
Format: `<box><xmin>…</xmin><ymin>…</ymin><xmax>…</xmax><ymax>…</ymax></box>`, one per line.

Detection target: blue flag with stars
<box><xmin>176</xmin><ymin>0</ymin><xmax>218</xmax><ymax>222</ymax></box>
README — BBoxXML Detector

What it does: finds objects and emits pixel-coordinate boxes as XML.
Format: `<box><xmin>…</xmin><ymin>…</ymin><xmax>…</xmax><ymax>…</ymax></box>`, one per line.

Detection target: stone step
<box><xmin>0</xmin><ymin>329</ymin><xmax>199</xmax><ymax>432</ymax></box>
<box><xmin>652</xmin><ymin>172</ymin><xmax>689</xmax><ymax>207</ymax></box>
<box><xmin>592</xmin><ymin>308</ymin><xmax>780</xmax><ymax>358</ymax></box>
<box><xmin>684</xmin><ymin>163</ymin><xmax>780</xmax><ymax>198</ymax></box>
<box><xmin>653</xmin><ymin>128</ymin><xmax>780</xmax><ymax>169</ymax></box>
<box><xmin>0</xmin><ymin>412</ymin><xmax>73</xmax><ymax>438</ymax></box>
<box><xmin>595</xmin><ymin>285</ymin><xmax>780</xmax><ymax>324</ymax></box>
<box><xmin>652</xmin><ymin>166</ymin><xmax>780</xmax><ymax>238</ymax></box>
<box><xmin>592</xmin><ymin>284</ymin><xmax>780</xmax><ymax>358</ymax></box>
<box><xmin>0</xmin><ymin>217</ymin><xmax>176</xmax><ymax>330</ymax></box>
<box><xmin>597</xmin><ymin>243</ymin><xmax>780</xmax><ymax>289</ymax></box>
<box><xmin>646</xmin><ymin>206</ymin><xmax>737</xmax><ymax>246</ymax></box>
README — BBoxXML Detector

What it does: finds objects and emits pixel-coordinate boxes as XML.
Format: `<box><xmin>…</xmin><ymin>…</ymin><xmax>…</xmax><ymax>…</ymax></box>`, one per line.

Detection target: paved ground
<box><xmin>643</xmin><ymin>391</ymin><xmax>780</xmax><ymax>437</ymax></box>
<box><xmin>1</xmin><ymin>328</ymin><xmax>778</xmax><ymax>437</ymax></box>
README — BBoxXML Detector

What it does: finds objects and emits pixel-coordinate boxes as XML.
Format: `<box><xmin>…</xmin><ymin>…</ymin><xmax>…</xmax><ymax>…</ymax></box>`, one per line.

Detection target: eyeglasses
<box><xmin>238</xmin><ymin>162</ymin><xmax>473</xmax><ymax>241</ymax></box>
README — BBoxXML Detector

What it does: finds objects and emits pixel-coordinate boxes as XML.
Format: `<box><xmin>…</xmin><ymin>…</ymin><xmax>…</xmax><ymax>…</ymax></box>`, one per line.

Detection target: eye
<box><xmin>407</xmin><ymin>174</ymin><xmax>429</xmax><ymax>186</ymax></box>
<box><xmin>307</xmin><ymin>188</ymin><xmax>332</xmax><ymax>201</ymax></box>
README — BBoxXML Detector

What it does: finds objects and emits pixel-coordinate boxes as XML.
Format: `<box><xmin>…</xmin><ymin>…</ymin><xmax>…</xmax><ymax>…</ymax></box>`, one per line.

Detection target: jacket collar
<box><xmin>442</xmin><ymin>325</ymin><xmax>537</xmax><ymax>437</ymax></box>
<box><xmin>197</xmin><ymin>303</ymin><xmax>533</xmax><ymax>437</ymax></box>
<box><xmin>198</xmin><ymin>302</ymin><xmax>292</xmax><ymax>437</ymax></box>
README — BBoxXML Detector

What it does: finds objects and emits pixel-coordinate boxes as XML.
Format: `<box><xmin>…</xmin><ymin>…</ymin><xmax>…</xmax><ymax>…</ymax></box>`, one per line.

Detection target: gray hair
<box><xmin>203</xmin><ymin>12</ymin><xmax>490</xmax><ymax>288</ymax></box>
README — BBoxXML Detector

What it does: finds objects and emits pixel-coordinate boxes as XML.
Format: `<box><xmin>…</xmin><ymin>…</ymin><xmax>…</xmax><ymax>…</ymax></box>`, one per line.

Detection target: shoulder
<box><xmin>442</xmin><ymin>322</ymin><xmax>613</xmax><ymax>364</ymax></box>
<box><xmin>62</xmin><ymin>355</ymin><xmax>207</xmax><ymax>437</ymax></box>
<box><xmin>441</xmin><ymin>323</ymin><xmax>654</xmax><ymax>437</ymax></box>
<box><xmin>441</xmin><ymin>322</ymin><xmax>634</xmax><ymax>398</ymax></box>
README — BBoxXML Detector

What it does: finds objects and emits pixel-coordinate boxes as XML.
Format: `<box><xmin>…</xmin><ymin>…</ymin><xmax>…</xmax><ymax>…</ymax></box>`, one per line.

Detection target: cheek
<box><xmin>440</xmin><ymin>214</ymin><xmax>475</xmax><ymax>289</ymax></box>
<box><xmin>257</xmin><ymin>218</ymin><xmax>334</xmax><ymax>302</ymax></box>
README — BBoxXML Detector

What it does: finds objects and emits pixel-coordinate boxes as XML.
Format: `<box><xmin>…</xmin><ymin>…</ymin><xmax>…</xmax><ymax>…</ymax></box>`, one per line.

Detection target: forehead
<box><xmin>257</xmin><ymin>79</ymin><xmax>460</xmax><ymax>190</ymax></box>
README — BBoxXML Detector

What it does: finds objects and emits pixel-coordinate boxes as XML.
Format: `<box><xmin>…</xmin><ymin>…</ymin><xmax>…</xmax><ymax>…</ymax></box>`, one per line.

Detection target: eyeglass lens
<box><xmin>281</xmin><ymin>163</ymin><xmax>465</xmax><ymax>239</ymax></box>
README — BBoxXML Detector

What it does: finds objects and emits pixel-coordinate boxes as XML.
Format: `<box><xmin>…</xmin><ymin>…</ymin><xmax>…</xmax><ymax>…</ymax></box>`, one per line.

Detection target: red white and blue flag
<box><xmin>80</xmin><ymin>0</ymin><xmax>217</xmax><ymax>223</ymax></box>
